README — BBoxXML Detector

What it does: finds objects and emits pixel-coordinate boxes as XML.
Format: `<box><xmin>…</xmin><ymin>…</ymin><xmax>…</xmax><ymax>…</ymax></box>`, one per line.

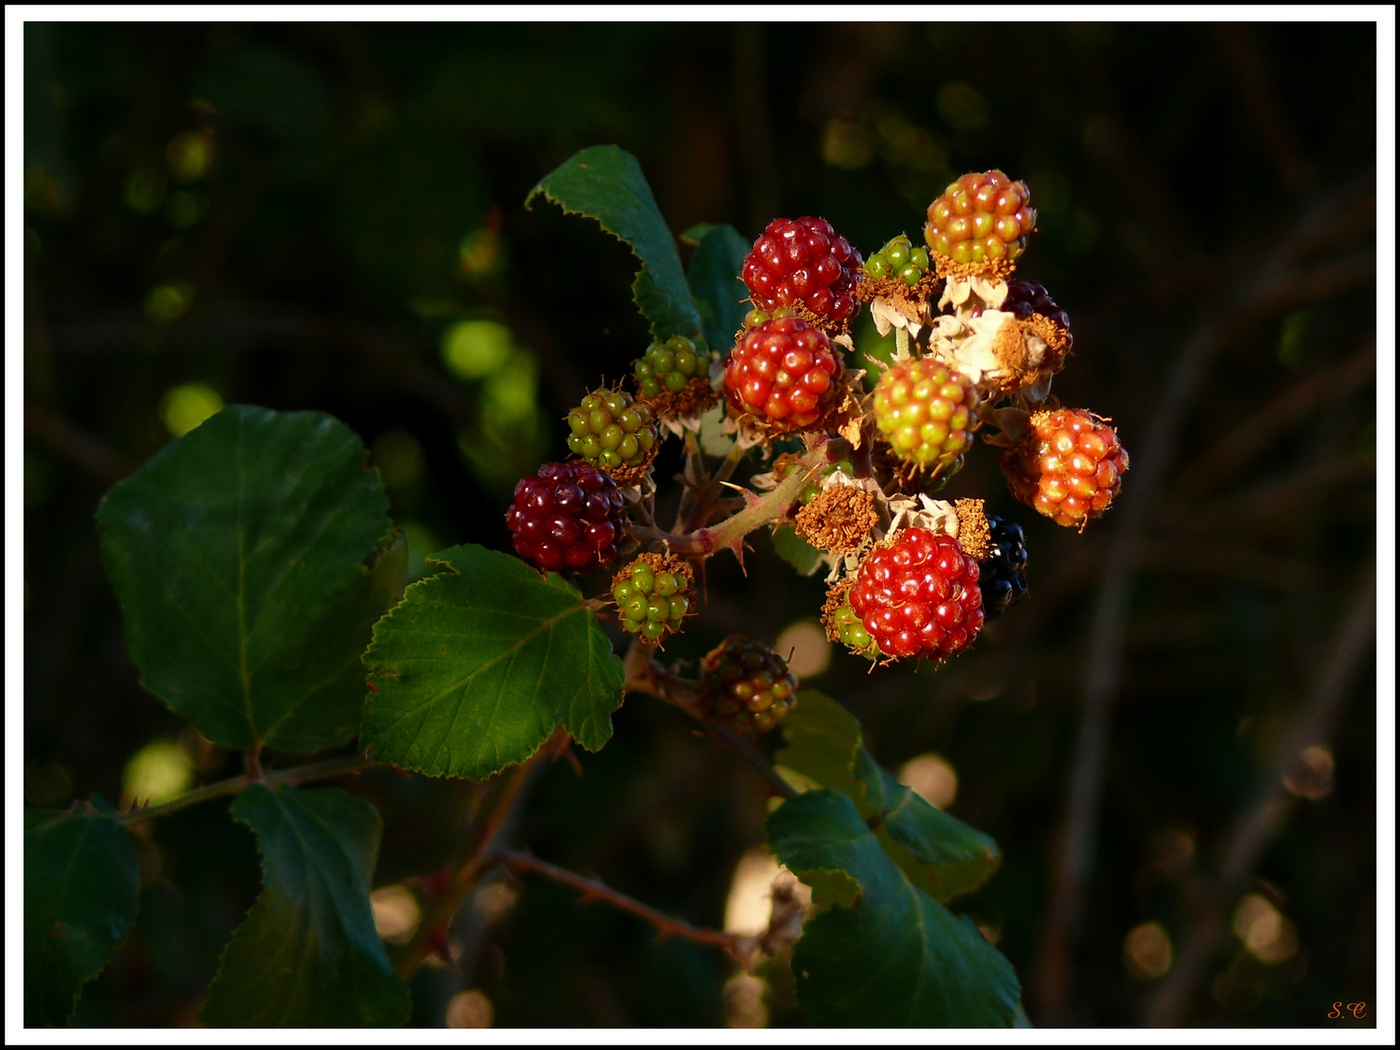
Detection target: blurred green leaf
<box><xmin>200</xmin><ymin>784</ymin><xmax>410</xmax><ymax>1027</ymax></box>
<box><xmin>774</xmin><ymin>691</ymin><xmax>1000</xmax><ymax>902</ymax></box>
<box><xmin>766</xmin><ymin>790</ymin><xmax>1019</xmax><ymax>1027</ymax></box>
<box><xmin>771</xmin><ymin>526</ymin><xmax>824</xmax><ymax>577</ymax></box>
<box><xmin>360</xmin><ymin>544</ymin><xmax>624</xmax><ymax>779</ymax></box>
<box><xmin>25</xmin><ymin>807</ymin><xmax>139</xmax><ymax>1027</ymax></box>
<box><xmin>684</xmin><ymin>223</ymin><xmax>749</xmax><ymax>349</ymax></box>
<box><xmin>527</xmin><ymin>144</ymin><xmax>702</xmax><ymax>341</ymax></box>
<box><xmin>97</xmin><ymin>405</ymin><xmax>402</xmax><ymax>752</ymax></box>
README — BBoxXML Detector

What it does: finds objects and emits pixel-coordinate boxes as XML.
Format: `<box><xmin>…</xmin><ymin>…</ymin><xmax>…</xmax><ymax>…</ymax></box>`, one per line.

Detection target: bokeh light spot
<box><xmin>445</xmin><ymin>989</ymin><xmax>493</xmax><ymax>1028</ymax></box>
<box><xmin>1283</xmin><ymin>744</ymin><xmax>1334</xmax><ymax>800</ymax></box>
<box><xmin>898</xmin><ymin>753</ymin><xmax>958</xmax><ymax>809</ymax></box>
<box><xmin>1232</xmin><ymin>894</ymin><xmax>1299</xmax><ymax>964</ymax></box>
<box><xmin>160</xmin><ymin>382</ymin><xmax>223</xmax><ymax>438</ymax></box>
<box><xmin>775</xmin><ymin>620</ymin><xmax>831</xmax><ymax>678</ymax></box>
<box><xmin>145</xmin><ymin>282</ymin><xmax>195</xmax><ymax>323</ymax></box>
<box><xmin>166</xmin><ymin>130</ymin><xmax>213</xmax><ymax>182</ymax></box>
<box><xmin>370</xmin><ymin>884</ymin><xmax>420</xmax><ymax>944</ymax></box>
<box><xmin>124</xmin><ymin>167</ymin><xmax>167</xmax><ymax>214</ymax></box>
<box><xmin>121</xmin><ymin>738</ymin><xmax>194</xmax><ymax>808</ymax></box>
<box><xmin>442</xmin><ymin>319</ymin><xmax>512</xmax><ymax>380</ymax></box>
<box><xmin>1122</xmin><ymin>921</ymin><xmax>1173</xmax><ymax>980</ymax></box>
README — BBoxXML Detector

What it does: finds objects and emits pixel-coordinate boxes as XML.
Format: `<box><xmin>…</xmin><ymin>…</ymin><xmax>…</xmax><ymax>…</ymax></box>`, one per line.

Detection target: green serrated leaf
<box><xmin>771</xmin><ymin>526</ymin><xmax>825</xmax><ymax>577</ymax></box>
<box><xmin>360</xmin><ymin>544</ymin><xmax>624</xmax><ymax>780</ymax></box>
<box><xmin>25</xmin><ymin>807</ymin><xmax>140</xmax><ymax>1026</ymax></box>
<box><xmin>526</xmin><ymin>144</ymin><xmax>703</xmax><ymax>341</ymax></box>
<box><xmin>767</xmin><ymin>790</ymin><xmax>1020</xmax><ymax>1027</ymax></box>
<box><xmin>685</xmin><ymin>222</ymin><xmax>749</xmax><ymax>349</ymax></box>
<box><xmin>858</xmin><ymin>748</ymin><xmax>1001</xmax><ymax>902</ymax></box>
<box><xmin>200</xmin><ymin>784</ymin><xmax>409</xmax><ymax>1027</ymax></box>
<box><xmin>97</xmin><ymin>405</ymin><xmax>402</xmax><ymax>752</ymax></box>
<box><xmin>774</xmin><ymin>691</ymin><xmax>1001</xmax><ymax>902</ymax></box>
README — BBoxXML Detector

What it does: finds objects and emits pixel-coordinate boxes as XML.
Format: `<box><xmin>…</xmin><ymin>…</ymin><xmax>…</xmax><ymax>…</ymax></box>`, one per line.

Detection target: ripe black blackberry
<box><xmin>978</xmin><ymin>515</ymin><xmax>1029</xmax><ymax>620</ymax></box>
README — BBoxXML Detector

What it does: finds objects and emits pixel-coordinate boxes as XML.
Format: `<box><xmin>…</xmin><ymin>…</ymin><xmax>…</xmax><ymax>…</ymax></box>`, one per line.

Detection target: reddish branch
<box><xmin>499</xmin><ymin>849</ymin><xmax>746</xmax><ymax>954</ymax></box>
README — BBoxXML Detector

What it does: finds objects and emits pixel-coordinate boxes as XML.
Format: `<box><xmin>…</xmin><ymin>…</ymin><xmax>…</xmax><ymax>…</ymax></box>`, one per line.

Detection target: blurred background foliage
<box><xmin>23</xmin><ymin>21</ymin><xmax>1377</xmax><ymax>1028</ymax></box>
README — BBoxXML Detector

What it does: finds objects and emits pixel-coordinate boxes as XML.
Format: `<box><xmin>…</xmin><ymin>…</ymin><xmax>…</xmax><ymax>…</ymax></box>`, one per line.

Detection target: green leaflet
<box><xmin>97</xmin><ymin>405</ymin><xmax>404</xmax><ymax>752</ymax></box>
<box><xmin>683</xmin><ymin>222</ymin><xmax>750</xmax><ymax>349</ymax></box>
<box><xmin>360</xmin><ymin>544</ymin><xmax>625</xmax><ymax>780</ymax></box>
<box><xmin>767</xmin><ymin>790</ymin><xmax>1020</xmax><ymax>1027</ymax></box>
<box><xmin>24</xmin><ymin>807</ymin><xmax>140</xmax><ymax>1026</ymax></box>
<box><xmin>527</xmin><ymin>144</ymin><xmax>703</xmax><ymax>342</ymax></box>
<box><xmin>771</xmin><ymin>526</ymin><xmax>825</xmax><ymax>577</ymax></box>
<box><xmin>774</xmin><ymin>690</ymin><xmax>1001</xmax><ymax>902</ymax></box>
<box><xmin>200</xmin><ymin>784</ymin><xmax>410</xmax><ymax>1027</ymax></box>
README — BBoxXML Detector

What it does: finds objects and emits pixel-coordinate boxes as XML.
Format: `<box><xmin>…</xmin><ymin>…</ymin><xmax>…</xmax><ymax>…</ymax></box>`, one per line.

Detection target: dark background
<box><xmin>22</xmin><ymin>21</ymin><xmax>1377</xmax><ymax>1028</ymax></box>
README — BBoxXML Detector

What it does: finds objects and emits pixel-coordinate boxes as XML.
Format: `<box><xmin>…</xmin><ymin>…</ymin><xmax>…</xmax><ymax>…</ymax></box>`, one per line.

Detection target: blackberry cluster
<box><xmin>924</xmin><ymin>170</ymin><xmax>1036</xmax><ymax>277</ymax></box>
<box><xmin>505</xmin><ymin>462</ymin><xmax>627</xmax><ymax>573</ymax></box>
<box><xmin>863</xmin><ymin>234</ymin><xmax>931</xmax><ymax>287</ymax></box>
<box><xmin>723</xmin><ymin>315</ymin><xmax>842</xmax><ymax>431</ymax></box>
<box><xmin>871</xmin><ymin>358</ymin><xmax>976</xmax><ymax>474</ymax></box>
<box><xmin>847</xmin><ymin>528</ymin><xmax>983</xmax><ymax>661</ymax></box>
<box><xmin>612</xmin><ymin>555</ymin><xmax>691</xmax><ymax>643</ymax></box>
<box><xmin>566</xmin><ymin>387</ymin><xmax>657</xmax><ymax>474</ymax></box>
<box><xmin>977</xmin><ymin>515</ymin><xmax>1029</xmax><ymax>620</ymax></box>
<box><xmin>741</xmin><ymin>216</ymin><xmax>862</xmax><ymax>326</ymax></box>
<box><xmin>702</xmin><ymin>636</ymin><xmax>799</xmax><ymax>734</ymax></box>
<box><xmin>633</xmin><ymin>336</ymin><xmax>710</xmax><ymax>401</ymax></box>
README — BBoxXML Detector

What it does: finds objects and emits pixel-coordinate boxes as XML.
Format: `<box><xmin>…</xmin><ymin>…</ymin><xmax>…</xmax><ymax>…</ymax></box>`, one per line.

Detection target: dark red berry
<box><xmin>505</xmin><ymin>461</ymin><xmax>627</xmax><ymax>573</ymax></box>
<box><xmin>701</xmin><ymin>635</ymin><xmax>799</xmax><ymax>734</ymax></box>
<box><xmin>723</xmin><ymin>315</ymin><xmax>842</xmax><ymax>431</ymax></box>
<box><xmin>847</xmin><ymin>528</ymin><xmax>983</xmax><ymax>661</ymax></box>
<box><xmin>741</xmin><ymin>216</ymin><xmax>862</xmax><ymax>325</ymax></box>
<box><xmin>978</xmin><ymin>514</ymin><xmax>1028</xmax><ymax>620</ymax></box>
<box><xmin>997</xmin><ymin>408</ymin><xmax>1128</xmax><ymax>528</ymax></box>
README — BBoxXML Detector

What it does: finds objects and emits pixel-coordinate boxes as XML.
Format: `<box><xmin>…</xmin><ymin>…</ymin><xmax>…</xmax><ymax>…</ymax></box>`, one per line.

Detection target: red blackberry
<box><xmin>741</xmin><ymin>217</ymin><xmax>862</xmax><ymax>327</ymax></box>
<box><xmin>847</xmin><ymin>528</ymin><xmax>983</xmax><ymax>661</ymax></box>
<box><xmin>978</xmin><ymin>514</ymin><xmax>1028</xmax><ymax>620</ymax></box>
<box><xmin>701</xmin><ymin>636</ymin><xmax>799</xmax><ymax>734</ymax></box>
<box><xmin>924</xmin><ymin>171</ymin><xmax>1036</xmax><ymax>278</ymax></box>
<box><xmin>723</xmin><ymin>315</ymin><xmax>842</xmax><ymax>431</ymax></box>
<box><xmin>998</xmin><ymin>408</ymin><xmax>1128</xmax><ymax>528</ymax></box>
<box><xmin>505</xmin><ymin>461</ymin><xmax>627</xmax><ymax>573</ymax></box>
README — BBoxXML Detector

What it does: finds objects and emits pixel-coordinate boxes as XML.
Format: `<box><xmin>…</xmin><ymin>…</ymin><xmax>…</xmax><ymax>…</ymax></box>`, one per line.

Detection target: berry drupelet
<box><xmin>505</xmin><ymin>461</ymin><xmax>627</xmax><ymax>573</ymax></box>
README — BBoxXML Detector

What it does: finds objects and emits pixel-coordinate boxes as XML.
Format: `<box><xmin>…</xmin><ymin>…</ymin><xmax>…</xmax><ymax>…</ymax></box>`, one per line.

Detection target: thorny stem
<box><xmin>630</xmin><ymin>442</ymin><xmax>827</xmax><ymax>558</ymax></box>
<box><xmin>622</xmin><ymin>638</ymin><xmax>799</xmax><ymax>801</ymax></box>
<box><xmin>393</xmin><ymin>728</ymin><xmax>570</xmax><ymax>980</ymax></box>
<box><xmin>115</xmin><ymin>753</ymin><xmax>377</xmax><ymax>826</ymax></box>
<box><xmin>498</xmin><ymin>849</ymin><xmax>747</xmax><ymax>955</ymax></box>
<box><xmin>682</xmin><ymin>441</ymin><xmax>747</xmax><ymax>533</ymax></box>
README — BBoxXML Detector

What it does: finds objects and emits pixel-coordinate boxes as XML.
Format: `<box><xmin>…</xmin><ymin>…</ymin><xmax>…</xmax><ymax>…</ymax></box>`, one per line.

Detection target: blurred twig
<box><xmin>1031</xmin><ymin>177</ymin><xmax>1375</xmax><ymax>1023</ymax></box>
<box><xmin>733</xmin><ymin>24</ymin><xmax>780</xmax><ymax>234</ymax></box>
<box><xmin>1144</xmin><ymin>567</ymin><xmax>1375</xmax><ymax>1025</ymax></box>
<box><xmin>498</xmin><ymin>849</ymin><xmax>746</xmax><ymax>955</ymax></box>
<box><xmin>1214</xmin><ymin>25</ymin><xmax>1317</xmax><ymax>196</ymax></box>
<box><xmin>24</xmin><ymin>404</ymin><xmax>134</xmax><ymax>484</ymax></box>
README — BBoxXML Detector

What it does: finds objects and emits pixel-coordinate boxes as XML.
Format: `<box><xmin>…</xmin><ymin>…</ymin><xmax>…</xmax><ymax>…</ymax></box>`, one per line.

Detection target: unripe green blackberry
<box><xmin>566</xmin><ymin>386</ymin><xmax>658</xmax><ymax>479</ymax></box>
<box><xmin>701</xmin><ymin>636</ymin><xmax>799</xmax><ymax>734</ymax></box>
<box><xmin>633</xmin><ymin>335</ymin><xmax>711</xmax><ymax>401</ymax></box>
<box><xmin>821</xmin><ymin>582</ymin><xmax>881</xmax><ymax>660</ymax></box>
<box><xmin>611</xmin><ymin>553</ymin><xmax>693</xmax><ymax>644</ymax></box>
<box><xmin>872</xmin><ymin>358</ymin><xmax>976</xmax><ymax>474</ymax></box>
<box><xmin>863</xmin><ymin>234</ymin><xmax>932</xmax><ymax>287</ymax></box>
